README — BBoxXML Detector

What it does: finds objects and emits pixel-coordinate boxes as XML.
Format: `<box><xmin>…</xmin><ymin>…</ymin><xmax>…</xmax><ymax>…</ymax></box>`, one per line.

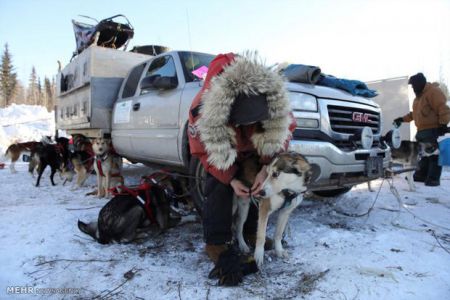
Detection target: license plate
<box><xmin>365</xmin><ymin>156</ymin><xmax>383</xmax><ymax>177</ymax></box>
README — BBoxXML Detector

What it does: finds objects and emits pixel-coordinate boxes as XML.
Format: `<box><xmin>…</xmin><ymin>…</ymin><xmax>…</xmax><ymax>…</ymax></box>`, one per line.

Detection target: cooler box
<box><xmin>438</xmin><ymin>136</ymin><xmax>450</xmax><ymax>166</ymax></box>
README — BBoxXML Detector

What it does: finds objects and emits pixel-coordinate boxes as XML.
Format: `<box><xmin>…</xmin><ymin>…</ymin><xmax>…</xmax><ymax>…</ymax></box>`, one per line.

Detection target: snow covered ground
<box><xmin>1</xmin><ymin>105</ymin><xmax>449</xmax><ymax>299</ymax></box>
<box><xmin>0</xmin><ymin>163</ymin><xmax>449</xmax><ymax>299</ymax></box>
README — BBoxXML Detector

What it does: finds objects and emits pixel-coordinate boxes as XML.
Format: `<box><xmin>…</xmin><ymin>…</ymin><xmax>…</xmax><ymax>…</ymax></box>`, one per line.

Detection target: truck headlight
<box><xmin>296</xmin><ymin>118</ymin><xmax>319</xmax><ymax>128</ymax></box>
<box><xmin>289</xmin><ymin>92</ymin><xmax>318</xmax><ymax>112</ymax></box>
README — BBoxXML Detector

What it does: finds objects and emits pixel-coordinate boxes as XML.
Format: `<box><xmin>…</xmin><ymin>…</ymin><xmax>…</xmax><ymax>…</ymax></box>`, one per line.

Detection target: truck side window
<box><xmin>141</xmin><ymin>56</ymin><xmax>178</xmax><ymax>93</ymax></box>
<box><xmin>122</xmin><ymin>63</ymin><xmax>146</xmax><ymax>98</ymax></box>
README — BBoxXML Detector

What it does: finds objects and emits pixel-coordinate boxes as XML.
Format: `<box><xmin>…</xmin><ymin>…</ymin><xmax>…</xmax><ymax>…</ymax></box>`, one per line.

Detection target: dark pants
<box><xmin>203</xmin><ymin>173</ymin><xmax>258</xmax><ymax>245</ymax></box>
<box><xmin>414</xmin><ymin>128</ymin><xmax>442</xmax><ymax>184</ymax></box>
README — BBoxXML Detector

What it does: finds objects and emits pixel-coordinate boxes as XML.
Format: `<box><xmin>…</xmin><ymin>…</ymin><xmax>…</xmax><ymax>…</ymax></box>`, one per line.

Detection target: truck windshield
<box><xmin>178</xmin><ymin>51</ymin><xmax>215</xmax><ymax>83</ymax></box>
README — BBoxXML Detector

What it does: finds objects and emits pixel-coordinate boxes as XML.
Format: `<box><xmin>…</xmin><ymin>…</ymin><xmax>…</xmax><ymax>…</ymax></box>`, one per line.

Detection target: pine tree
<box><xmin>44</xmin><ymin>77</ymin><xmax>53</xmax><ymax>111</ymax></box>
<box><xmin>0</xmin><ymin>43</ymin><xmax>18</xmax><ymax>107</ymax></box>
<box><xmin>27</xmin><ymin>66</ymin><xmax>38</xmax><ymax>105</ymax></box>
<box><xmin>12</xmin><ymin>80</ymin><xmax>26</xmax><ymax>104</ymax></box>
<box><xmin>37</xmin><ymin>76</ymin><xmax>42</xmax><ymax>106</ymax></box>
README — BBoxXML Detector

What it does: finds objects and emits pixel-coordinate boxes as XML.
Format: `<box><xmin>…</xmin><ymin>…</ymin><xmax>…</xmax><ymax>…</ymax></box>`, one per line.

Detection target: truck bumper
<box><xmin>289</xmin><ymin>140</ymin><xmax>391</xmax><ymax>190</ymax></box>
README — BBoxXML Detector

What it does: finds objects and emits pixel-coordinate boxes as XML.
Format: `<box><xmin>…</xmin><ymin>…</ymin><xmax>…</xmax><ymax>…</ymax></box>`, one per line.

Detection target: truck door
<box><xmin>112</xmin><ymin>62</ymin><xmax>147</xmax><ymax>159</ymax></box>
<box><xmin>130</xmin><ymin>54</ymin><xmax>181</xmax><ymax>162</ymax></box>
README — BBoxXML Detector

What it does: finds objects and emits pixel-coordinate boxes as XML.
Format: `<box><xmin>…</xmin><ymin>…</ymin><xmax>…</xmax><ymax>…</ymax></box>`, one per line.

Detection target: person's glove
<box><xmin>393</xmin><ymin>117</ymin><xmax>403</xmax><ymax>128</ymax></box>
<box><xmin>239</xmin><ymin>254</ymin><xmax>259</xmax><ymax>276</ymax></box>
<box><xmin>208</xmin><ymin>248</ymin><xmax>258</xmax><ymax>286</ymax></box>
<box><xmin>438</xmin><ymin>125</ymin><xmax>448</xmax><ymax>136</ymax></box>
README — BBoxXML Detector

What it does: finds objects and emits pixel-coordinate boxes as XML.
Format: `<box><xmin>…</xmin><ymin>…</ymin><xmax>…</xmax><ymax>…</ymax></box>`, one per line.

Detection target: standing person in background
<box><xmin>394</xmin><ymin>73</ymin><xmax>450</xmax><ymax>186</ymax></box>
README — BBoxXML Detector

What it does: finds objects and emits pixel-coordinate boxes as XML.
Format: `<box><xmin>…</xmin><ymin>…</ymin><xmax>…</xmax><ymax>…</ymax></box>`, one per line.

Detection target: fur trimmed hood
<box><xmin>197</xmin><ymin>53</ymin><xmax>292</xmax><ymax>170</ymax></box>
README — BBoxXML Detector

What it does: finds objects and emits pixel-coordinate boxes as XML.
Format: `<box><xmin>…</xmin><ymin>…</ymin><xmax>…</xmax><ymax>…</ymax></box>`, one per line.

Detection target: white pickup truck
<box><xmin>56</xmin><ymin>46</ymin><xmax>391</xmax><ymax>213</ymax></box>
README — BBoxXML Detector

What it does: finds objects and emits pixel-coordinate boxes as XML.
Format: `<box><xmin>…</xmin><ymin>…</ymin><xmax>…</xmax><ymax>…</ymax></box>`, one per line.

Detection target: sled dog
<box><xmin>233</xmin><ymin>151</ymin><xmax>312</xmax><ymax>267</ymax></box>
<box><xmin>77</xmin><ymin>181</ymin><xmax>171</xmax><ymax>244</ymax></box>
<box><xmin>91</xmin><ymin>138</ymin><xmax>124</xmax><ymax>198</ymax></box>
<box><xmin>5</xmin><ymin>141</ymin><xmax>40</xmax><ymax>173</ymax></box>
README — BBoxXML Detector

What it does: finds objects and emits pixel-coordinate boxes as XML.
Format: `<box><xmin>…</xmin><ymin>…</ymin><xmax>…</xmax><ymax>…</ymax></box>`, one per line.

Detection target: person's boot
<box><xmin>205</xmin><ymin>244</ymin><xmax>229</xmax><ymax>264</ymax></box>
<box><xmin>244</xmin><ymin>234</ymin><xmax>274</xmax><ymax>250</ymax></box>
<box><xmin>413</xmin><ymin>156</ymin><xmax>429</xmax><ymax>182</ymax></box>
<box><xmin>425</xmin><ymin>155</ymin><xmax>441</xmax><ymax>186</ymax></box>
<box><xmin>425</xmin><ymin>180</ymin><xmax>440</xmax><ymax>186</ymax></box>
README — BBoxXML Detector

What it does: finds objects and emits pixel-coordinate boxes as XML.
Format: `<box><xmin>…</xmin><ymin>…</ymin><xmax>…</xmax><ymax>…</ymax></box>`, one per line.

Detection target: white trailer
<box><xmin>367</xmin><ymin>76</ymin><xmax>417</xmax><ymax>141</ymax></box>
<box><xmin>55</xmin><ymin>45</ymin><xmax>150</xmax><ymax>138</ymax></box>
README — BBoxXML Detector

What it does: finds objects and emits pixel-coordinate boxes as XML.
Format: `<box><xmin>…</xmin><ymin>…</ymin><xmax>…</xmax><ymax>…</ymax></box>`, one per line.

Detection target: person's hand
<box><xmin>251</xmin><ymin>165</ymin><xmax>268</xmax><ymax>196</ymax></box>
<box><xmin>393</xmin><ymin>117</ymin><xmax>403</xmax><ymax>128</ymax></box>
<box><xmin>230</xmin><ymin>178</ymin><xmax>250</xmax><ymax>197</ymax></box>
<box><xmin>438</xmin><ymin>125</ymin><xmax>448</xmax><ymax>136</ymax></box>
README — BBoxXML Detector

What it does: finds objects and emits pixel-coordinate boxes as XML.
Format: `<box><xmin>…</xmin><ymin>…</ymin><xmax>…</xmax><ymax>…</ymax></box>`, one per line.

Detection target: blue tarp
<box><xmin>439</xmin><ymin>137</ymin><xmax>450</xmax><ymax>166</ymax></box>
<box><xmin>317</xmin><ymin>75</ymin><xmax>378</xmax><ymax>98</ymax></box>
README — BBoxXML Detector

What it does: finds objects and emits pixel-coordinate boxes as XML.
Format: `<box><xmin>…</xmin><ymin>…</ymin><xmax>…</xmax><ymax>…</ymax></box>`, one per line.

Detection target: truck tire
<box><xmin>312</xmin><ymin>187</ymin><xmax>352</xmax><ymax>198</ymax></box>
<box><xmin>188</xmin><ymin>157</ymin><xmax>207</xmax><ymax>218</ymax></box>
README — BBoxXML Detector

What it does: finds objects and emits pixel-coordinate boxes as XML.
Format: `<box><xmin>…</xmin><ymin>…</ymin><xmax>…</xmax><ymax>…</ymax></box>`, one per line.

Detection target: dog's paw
<box><xmin>239</xmin><ymin>243</ymin><xmax>251</xmax><ymax>254</ymax></box>
<box><xmin>254</xmin><ymin>247</ymin><xmax>264</xmax><ymax>267</ymax></box>
<box><xmin>276</xmin><ymin>248</ymin><xmax>289</xmax><ymax>259</ymax></box>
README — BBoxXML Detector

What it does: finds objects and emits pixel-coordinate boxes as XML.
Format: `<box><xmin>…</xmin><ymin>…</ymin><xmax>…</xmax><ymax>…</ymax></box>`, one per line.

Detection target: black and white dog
<box><xmin>77</xmin><ymin>181</ymin><xmax>171</xmax><ymax>244</ymax></box>
<box><xmin>33</xmin><ymin>137</ymin><xmax>70</xmax><ymax>187</ymax></box>
<box><xmin>77</xmin><ymin>174</ymin><xmax>194</xmax><ymax>244</ymax></box>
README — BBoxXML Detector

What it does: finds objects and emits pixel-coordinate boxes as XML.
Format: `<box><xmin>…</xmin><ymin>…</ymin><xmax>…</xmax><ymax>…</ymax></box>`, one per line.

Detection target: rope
<box><xmin>334</xmin><ymin>178</ymin><xmax>384</xmax><ymax>218</ymax></box>
<box><xmin>387</xmin><ymin>178</ymin><xmax>450</xmax><ymax>231</ymax></box>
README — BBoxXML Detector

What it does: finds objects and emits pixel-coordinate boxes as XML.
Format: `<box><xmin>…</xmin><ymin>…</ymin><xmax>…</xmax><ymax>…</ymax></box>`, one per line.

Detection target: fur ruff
<box><xmin>197</xmin><ymin>53</ymin><xmax>291</xmax><ymax>170</ymax></box>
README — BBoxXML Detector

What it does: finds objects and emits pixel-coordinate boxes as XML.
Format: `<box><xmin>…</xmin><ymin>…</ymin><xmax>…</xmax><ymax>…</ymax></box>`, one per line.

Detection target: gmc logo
<box><xmin>352</xmin><ymin>112</ymin><xmax>370</xmax><ymax>123</ymax></box>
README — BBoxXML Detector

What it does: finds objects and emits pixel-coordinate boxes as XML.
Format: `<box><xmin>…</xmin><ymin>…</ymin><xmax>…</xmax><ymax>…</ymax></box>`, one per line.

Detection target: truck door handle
<box><xmin>133</xmin><ymin>103</ymin><xmax>141</xmax><ymax>111</ymax></box>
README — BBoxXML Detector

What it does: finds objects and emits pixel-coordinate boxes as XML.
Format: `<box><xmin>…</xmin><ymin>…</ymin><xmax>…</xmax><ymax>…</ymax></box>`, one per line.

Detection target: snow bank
<box><xmin>0</xmin><ymin>104</ymin><xmax>55</xmax><ymax>159</ymax></box>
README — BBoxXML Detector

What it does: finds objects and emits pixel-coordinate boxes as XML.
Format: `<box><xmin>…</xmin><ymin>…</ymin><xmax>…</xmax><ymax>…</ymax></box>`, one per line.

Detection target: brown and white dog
<box><xmin>5</xmin><ymin>141</ymin><xmax>41</xmax><ymax>173</ymax></box>
<box><xmin>233</xmin><ymin>151</ymin><xmax>312</xmax><ymax>267</ymax></box>
<box><xmin>91</xmin><ymin>138</ymin><xmax>124</xmax><ymax>198</ymax></box>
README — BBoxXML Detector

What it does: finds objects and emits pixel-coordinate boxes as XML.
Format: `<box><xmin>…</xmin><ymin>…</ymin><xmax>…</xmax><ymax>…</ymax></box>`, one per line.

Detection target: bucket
<box><xmin>438</xmin><ymin>136</ymin><xmax>450</xmax><ymax>166</ymax></box>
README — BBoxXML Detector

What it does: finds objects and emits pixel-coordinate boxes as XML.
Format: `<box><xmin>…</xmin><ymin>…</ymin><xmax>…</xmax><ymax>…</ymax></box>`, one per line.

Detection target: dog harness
<box><xmin>109</xmin><ymin>173</ymin><xmax>171</xmax><ymax>223</ymax></box>
<box><xmin>279</xmin><ymin>189</ymin><xmax>300</xmax><ymax>210</ymax></box>
<box><xmin>110</xmin><ymin>182</ymin><xmax>157</xmax><ymax>223</ymax></box>
<box><xmin>95</xmin><ymin>152</ymin><xmax>121</xmax><ymax>178</ymax></box>
<box><xmin>249</xmin><ymin>189</ymin><xmax>300</xmax><ymax>211</ymax></box>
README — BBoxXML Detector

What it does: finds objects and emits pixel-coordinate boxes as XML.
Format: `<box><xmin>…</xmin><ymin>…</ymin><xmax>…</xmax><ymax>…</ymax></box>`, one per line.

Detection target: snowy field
<box><xmin>0</xmin><ymin>163</ymin><xmax>449</xmax><ymax>299</ymax></box>
<box><xmin>1</xmin><ymin>105</ymin><xmax>449</xmax><ymax>299</ymax></box>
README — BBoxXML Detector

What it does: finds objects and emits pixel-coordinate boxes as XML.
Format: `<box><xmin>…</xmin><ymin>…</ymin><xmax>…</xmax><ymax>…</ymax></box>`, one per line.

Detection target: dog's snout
<box><xmin>259</xmin><ymin>190</ymin><xmax>266</xmax><ymax>197</ymax></box>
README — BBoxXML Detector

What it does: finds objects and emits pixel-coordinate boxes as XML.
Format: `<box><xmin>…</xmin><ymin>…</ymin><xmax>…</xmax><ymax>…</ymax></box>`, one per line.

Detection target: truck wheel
<box><xmin>188</xmin><ymin>157</ymin><xmax>207</xmax><ymax>218</ymax></box>
<box><xmin>312</xmin><ymin>187</ymin><xmax>352</xmax><ymax>198</ymax></box>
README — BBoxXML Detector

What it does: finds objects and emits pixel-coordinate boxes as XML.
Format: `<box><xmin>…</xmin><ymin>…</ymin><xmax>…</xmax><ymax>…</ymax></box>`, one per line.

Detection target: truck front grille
<box><xmin>328</xmin><ymin>105</ymin><xmax>380</xmax><ymax>134</ymax></box>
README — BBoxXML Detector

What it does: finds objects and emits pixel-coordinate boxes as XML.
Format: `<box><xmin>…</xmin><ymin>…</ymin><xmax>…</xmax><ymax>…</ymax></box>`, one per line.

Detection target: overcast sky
<box><xmin>1</xmin><ymin>0</ymin><xmax>449</xmax><ymax>87</ymax></box>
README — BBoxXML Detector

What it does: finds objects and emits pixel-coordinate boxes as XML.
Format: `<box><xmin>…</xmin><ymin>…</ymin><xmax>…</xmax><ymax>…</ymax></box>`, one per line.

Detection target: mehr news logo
<box><xmin>7</xmin><ymin>286</ymin><xmax>81</xmax><ymax>295</ymax></box>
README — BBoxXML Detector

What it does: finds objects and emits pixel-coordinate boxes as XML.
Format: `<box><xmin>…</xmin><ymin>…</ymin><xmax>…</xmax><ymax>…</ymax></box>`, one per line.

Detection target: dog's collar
<box><xmin>96</xmin><ymin>152</ymin><xmax>109</xmax><ymax>162</ymax></box>
<box><xmin>279</xmin><ymin>189</ymin><xmax>300</xmax><ymax>210</ymax></box>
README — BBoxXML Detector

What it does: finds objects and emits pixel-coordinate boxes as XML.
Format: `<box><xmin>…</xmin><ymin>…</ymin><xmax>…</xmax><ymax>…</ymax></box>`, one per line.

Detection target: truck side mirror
<box><xmin>140</xmin><ymin>75</ymin><xmax>159</xmax><ymax>90</ymax></box>
<box><xmin>140</xmin><ymin>75</ymin><xmax>177</xmax><ymax>91</ymax></box>
<box><xmin>152</xmin><ymin>76</ymin><xmax>178</xmax><ymax>90</ymax></box>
